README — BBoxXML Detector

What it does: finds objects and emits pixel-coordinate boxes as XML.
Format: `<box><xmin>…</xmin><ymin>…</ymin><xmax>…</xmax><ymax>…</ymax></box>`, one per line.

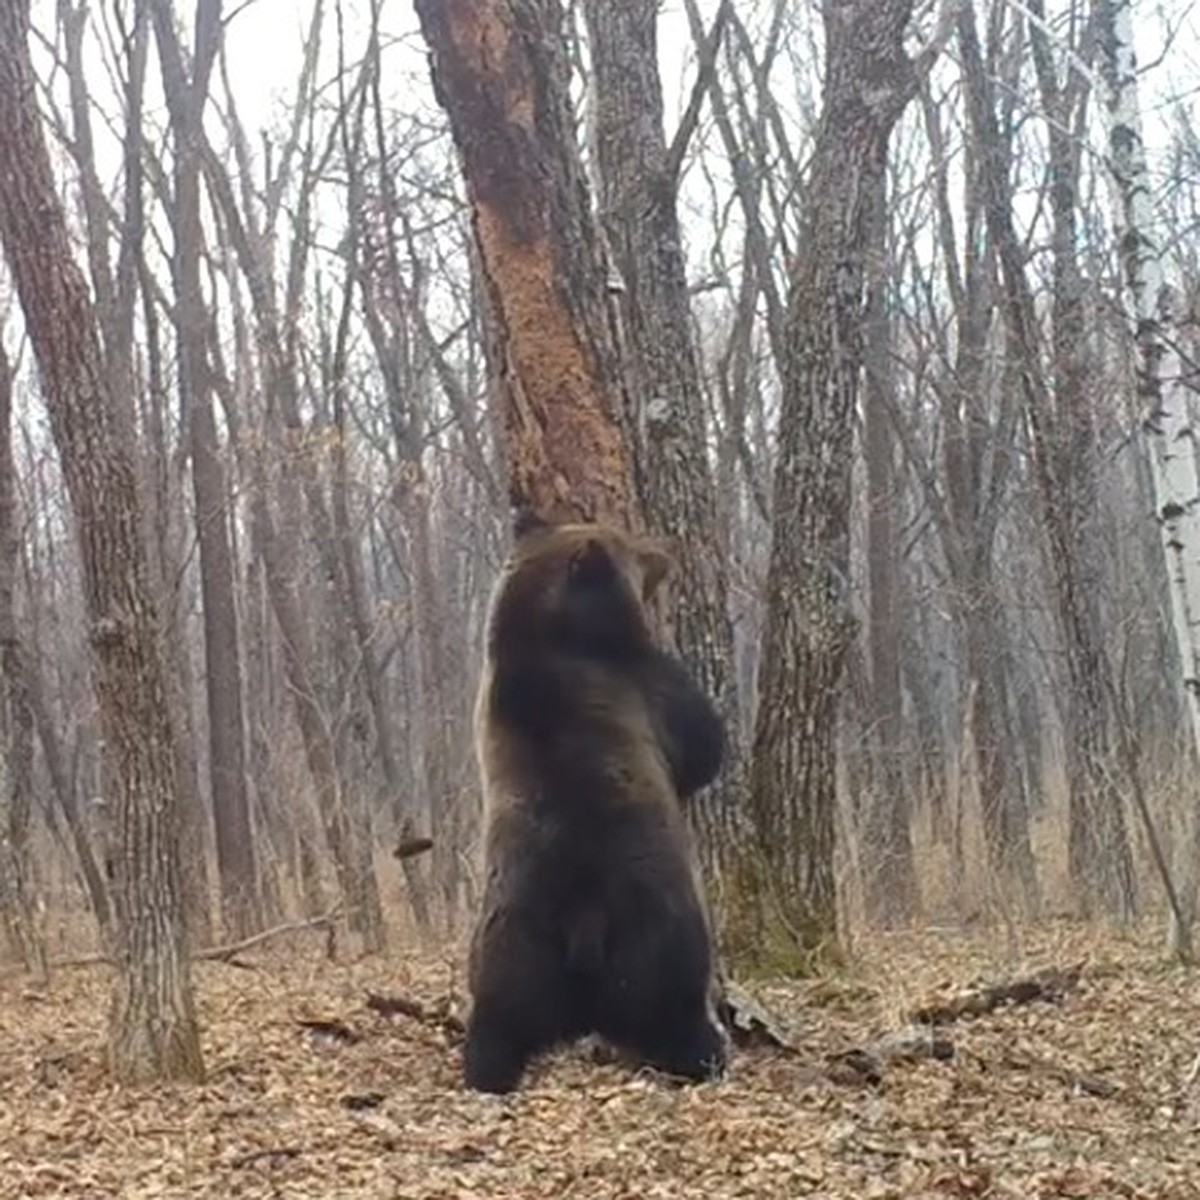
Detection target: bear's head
<box><xmin>486</xmin><ymin>510</ymin><xmax>673</xmax><ymax>662</ymax></box>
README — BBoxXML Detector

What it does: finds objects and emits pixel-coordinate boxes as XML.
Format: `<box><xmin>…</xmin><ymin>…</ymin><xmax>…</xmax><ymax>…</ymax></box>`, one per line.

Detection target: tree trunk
<box><xmin>962</xmin><ymin>560</ymin><xmax>1039</xmax><ymax>906</ymax></box>
<box><xmin>201</xmin><ymin>135</ymin><xmax>386</xmax><ymax>954</ymax></box>
<box><xmin>748</xmin><ymin>0</ymin><xmax>923</xmax><ymax>966</ymax></box>
<box><xmin>413</xmin><ymin>0</ymin><xmax>639</xmax><ymax>526</ymax></box>
<box><xmin>917</xmin><ymin>59</ymin><xmax>1040</xmax><ymax>915</ymax></box>
<box><xmin>958</xmin><ymin>0</ymin><xmax>1133</xmax><ymax>918</ymax></box>
<box><xmin>1026</xmin><ymin>1</ymin><xmax>1136</xmax><ymax>920</ymax></box>
<box><xmin>0</xmin><ymin>340</ymin><xmax>48</xmax><ymax>981</ymax></box>
<box><xmin>151</xmin><ymin>0</ymin><xmax>258</xmax><ymax>939</ymax></box>
<box><xmin>580</xmin><ymin>0</ymin><xmax>769</xmax><ymax>958</ymax></box>
<box><xmin>0</xmin><ymin>0</ymin><xmax>202</xmax><ymax>1081</ymax></box>
<box><xmin>861</xmin><ymin>167</ymin><xmax>918</xmax><ymax>925</ymax></box>
<box><xmin>1097</xmin><ymin>0</ymin><xmax>1200</xmax><ymax>959</ymax></box>
<box><xmin>138</xmin><ymin>272</ymin><xmax>213</xmax><ymax>947</ymax></box>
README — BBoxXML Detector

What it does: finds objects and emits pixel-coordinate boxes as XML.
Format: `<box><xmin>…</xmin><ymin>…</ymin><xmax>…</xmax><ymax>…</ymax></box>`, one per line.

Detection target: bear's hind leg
<box><xmin>594</xmin><ymin>910</ymin><xmax>727</xmax><ymax>1085</ymax></box>
<box><xmin>620</xmin><ymin>1009</ymin><xmax>727</xmax><ymax>1083</ymax></box>
<box><xmin>464</xmin><ymin>1002</ymin><xmax>548</xmax><ymax>1095</ymax></box>
<box><xmin>463</xmin><ymin>923</ymin><xmax>574</xmax><ymax>1094</ymax></box>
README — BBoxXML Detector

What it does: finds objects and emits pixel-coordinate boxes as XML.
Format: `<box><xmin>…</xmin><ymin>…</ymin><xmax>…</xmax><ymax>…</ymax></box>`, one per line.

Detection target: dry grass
<box><xmin>0</xmin><ymin>918</ymin><xmax>1196</xmax><ymax>1198</ymax></box>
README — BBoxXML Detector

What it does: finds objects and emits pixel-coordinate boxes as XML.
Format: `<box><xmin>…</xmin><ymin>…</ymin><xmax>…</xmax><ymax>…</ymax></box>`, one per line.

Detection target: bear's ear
<box><xmin>637</xmin><ymin>537</ymin><xmax>674</xmax><ymax>598</ymax></box>
<box><xmin>512</xmin><ymin>507</ymin><xmax>549</xmax><ymax>541</ymax></box>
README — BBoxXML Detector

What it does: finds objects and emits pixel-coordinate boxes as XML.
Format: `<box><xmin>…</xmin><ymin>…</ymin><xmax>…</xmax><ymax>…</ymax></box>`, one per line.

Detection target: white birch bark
<box><xmin>1097</xmin><ymin>0</ymin><xmax>1200</xmax><ymax>957</ymax></box>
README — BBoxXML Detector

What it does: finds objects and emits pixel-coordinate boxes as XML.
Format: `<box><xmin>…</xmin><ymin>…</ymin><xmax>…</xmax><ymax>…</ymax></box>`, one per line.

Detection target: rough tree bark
<box><xmin>0</xmin><ymin>0</ymin><xmax>203</xmax><ymax>1081</ymax></box>
<box><xmin>57</xmin><ymin>0</ymin><xmax>212</xmax><ymax>945</ymax></box>
<box><xmin>749</xmin><ymin>0</ymin><xmax>934</xmax><ymax>964</ymax></box>
<box><xmin>1097</xmin><ymin>0</ymin><xmax>1200</xmax><ymax>959</ymax></box>
<box><xmin>412</xmin><ymin>0</ymin><xmax>640</xmax><ymax>525</ymax></box>
<box><xmin>861</xmin><ymin>169</ymin><xmax>919</xmax><ymax>925</ymax></box>
<box><xmin>151</xmin><ymin>0</ymin><xmax>259</xmax><ymax>939</ymax></box>
<box><xmin>413</xmin><ymin>0</ymin><xmax>778</xmax><ymax>1000</ymax></box>
<box><xmin>579</xmin><ymin>0</ymin><xmax>770</xmax><ymax>956</ymax></box>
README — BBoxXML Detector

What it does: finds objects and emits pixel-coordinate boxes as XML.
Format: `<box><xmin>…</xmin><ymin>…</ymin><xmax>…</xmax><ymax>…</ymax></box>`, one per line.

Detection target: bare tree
<box><xmin>0</xmin><ymin>337</ymin><xmax>47</xmax><ymax>981</ymax></box>
<box><xmin>749</xmin><ymin>0</ymin><xmax>940</xmax><ymax>961</ymax></box>
<box><xmin>413</xmin><ymin>0</ymin><xmax>640</xmax><ymax>524</ymax></box>
<box><xmin>1097</xmin><ymin>0</ymin><xmax>1200</xmax><ymax>958</ymax></box>
<box><xmin>1022</xmin><ymin>0</ymin><xmax>1136</xmax><ymax>918</ymax></box>
<box><xmin>958</xmin><ymin>0</ymin><xmax>1133</xmax><ymax>915</ymax></box>
<box><xmin>888</xmin><ymin>46</ymin><xmax>1041</xmax><ymax>915</ymax></box>
<box><xmin>151</xmin><ymin>0</ymin><xmax>259</xmax><ymax>939</ymax></box>
<box><xmin>579</xmin><ymin>0</ymin><xmax>771</xmax><ymax>953</ymax></box>
<box><xmin>0</xmin><ymin>0</ymin><xmax>202</xmax><ymax>1081</ymax></box>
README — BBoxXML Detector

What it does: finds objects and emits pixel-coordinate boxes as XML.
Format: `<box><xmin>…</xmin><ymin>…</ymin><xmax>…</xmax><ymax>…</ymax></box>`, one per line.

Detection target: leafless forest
<box><xmin>2</xmin><ymin>0</ymin><xmax>1200</xmax><ymax>1195</ymax></box>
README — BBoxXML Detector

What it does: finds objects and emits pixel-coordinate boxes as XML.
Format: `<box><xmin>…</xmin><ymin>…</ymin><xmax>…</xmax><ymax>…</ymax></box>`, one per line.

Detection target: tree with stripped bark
<box><xmin>413</xmin><ymin>0</ymin><xmax>779</xmax><ymax>963</ymax></box>
<box><xmin>412</xmin><ymin>0</ymin><xmax>639</xmax><ymax>526</ymax></box>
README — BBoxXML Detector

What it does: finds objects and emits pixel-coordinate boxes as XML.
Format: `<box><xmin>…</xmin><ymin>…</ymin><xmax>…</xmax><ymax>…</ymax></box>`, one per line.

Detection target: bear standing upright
<box><xmin>463</xmin><ymin>513</ymin><xmax>728</xmax><ymax>1094</ymax></box>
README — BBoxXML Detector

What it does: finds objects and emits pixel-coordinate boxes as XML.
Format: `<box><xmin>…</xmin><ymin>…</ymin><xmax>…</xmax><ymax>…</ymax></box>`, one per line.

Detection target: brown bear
<box><xmin>463</xmin><ymin>512</ymin><xmax>728</xmax><ymax>1094</ymax></box>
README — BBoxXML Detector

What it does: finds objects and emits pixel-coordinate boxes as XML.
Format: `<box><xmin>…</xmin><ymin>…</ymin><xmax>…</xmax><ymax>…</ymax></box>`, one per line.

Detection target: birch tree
<box><xmin>1096</xmin><ymin>0</ymin><xmax>1200</xmax><ymax>958</ymax></box>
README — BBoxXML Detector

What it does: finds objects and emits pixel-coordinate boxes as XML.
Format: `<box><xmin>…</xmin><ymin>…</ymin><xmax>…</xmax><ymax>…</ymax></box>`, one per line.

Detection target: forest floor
<box><xmin>0</xmin><ymin>917</ymin><xmax>1197</xmax><ymax>1199</ymax></box>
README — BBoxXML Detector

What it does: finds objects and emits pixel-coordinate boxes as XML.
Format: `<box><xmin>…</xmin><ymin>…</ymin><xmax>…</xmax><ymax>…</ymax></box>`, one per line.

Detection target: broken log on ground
<box><xmin>909</xmin><ymin>962</ymin><xmax>1084</xmax><ymax>1026</ymax></box>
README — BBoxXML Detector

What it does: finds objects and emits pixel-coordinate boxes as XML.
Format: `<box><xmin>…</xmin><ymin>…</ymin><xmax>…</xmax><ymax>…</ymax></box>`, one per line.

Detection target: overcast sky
<box><xmin>215</xmin><ymin>0</ymin><xmax>1198</xmax><ymax>148</ymax></box>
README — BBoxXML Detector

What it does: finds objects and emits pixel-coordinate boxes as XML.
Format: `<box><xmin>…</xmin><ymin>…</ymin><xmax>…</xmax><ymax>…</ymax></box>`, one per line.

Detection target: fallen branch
<box><xmin>46</xmin><ymin>952</ymin><xmax>109</xmax><ymax>970</ymax></box>
<box><xmin>717</xmin><ymin>982</ymin><xmax>953</xmax><ymax>1088</ymax></box>
<box><xmin>909</xmin><ymin>962</ymin><xmax>1084</xmax><ymax>1026</ymax></box>
<box><xmin>198</xmin><ymin>909</ymin><xmax>343</xmax><ymax>964</ymax></box>
<box><xmin>365</xmin><ymin>991</ymin><xmax>465</xmax><ymax>1038</ymax></box>
<box><xmin>825</xmin><ymin>1025</ymin><xmax>955</xmax><ymax>1087</ymax></box>
<box><xmin>51</xmin><ymin>908</ymin><xmax>344</xmax><ymax>970</ymax></box>
<box><xmin>718</xmin><ymin>981</ymin><xmax>798</xmax><ymax>1051</ymax></box>
<box><xmin>999</xmin><ymin>1047</ymin><xmax>1118</xmax><ymax>1099</ymax></box>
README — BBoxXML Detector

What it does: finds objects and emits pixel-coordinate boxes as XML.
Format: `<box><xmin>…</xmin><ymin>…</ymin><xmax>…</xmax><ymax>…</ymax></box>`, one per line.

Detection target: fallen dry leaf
<box><xmin>0</xmin><ymin>920</ymin><xmax>1195</xmax><ymax>1198</ymax></box>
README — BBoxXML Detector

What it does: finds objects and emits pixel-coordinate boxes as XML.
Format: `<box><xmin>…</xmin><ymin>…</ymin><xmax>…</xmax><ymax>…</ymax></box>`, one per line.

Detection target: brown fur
<box><xmin>462</xmin><ymin>515</ymin><xmax>726</xmax><ymax>1094</ymax></box>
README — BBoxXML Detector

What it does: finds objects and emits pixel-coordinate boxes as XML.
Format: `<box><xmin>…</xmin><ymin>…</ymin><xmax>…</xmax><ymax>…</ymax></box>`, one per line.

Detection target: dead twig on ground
<box><xmin>199</xmin><ymin>909</ymin><xmax>344</xmax><ymax>964</ymax></box>
<box><xmin>826</xmin><ymin>1025</ymin><xmax>956</xmax><ymax>1087</ymax></box>
<box><xmin>365</xmin><ymin>990</ymin><xmax>465</xmax><ymax>1039</ymax></box>
<box><xmin>51</xmin><ymin>908</ymin><xmax>344</xmax><ymax>970</ymax></box>
<box><xmin>909</xmin><ymin>962</ymin><xmax>1084</xmax><ymax>1025</ymax></box>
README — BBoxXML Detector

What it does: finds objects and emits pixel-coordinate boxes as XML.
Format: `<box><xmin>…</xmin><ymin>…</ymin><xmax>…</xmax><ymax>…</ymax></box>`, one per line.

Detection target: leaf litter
<box><xmin>0</xmin><ymin>920</ymin><xmax>1196</xmax><ymax>1198</ymax></box>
